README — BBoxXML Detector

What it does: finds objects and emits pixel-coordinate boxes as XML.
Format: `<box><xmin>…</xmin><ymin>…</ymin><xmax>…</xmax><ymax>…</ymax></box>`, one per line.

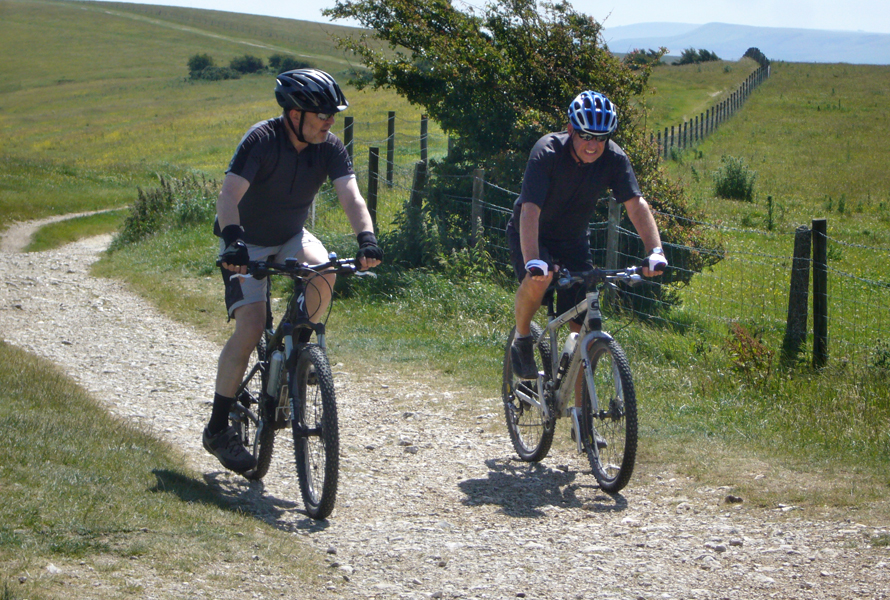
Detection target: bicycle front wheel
<box><xmin>233</xmin><ymin>339</ymin><xmax>275</xmax><ymax>481</ymax></box>
<box><xmin>290</xmin><ymin>344</ymin><xmax>339</xmax><ymax>520</ymax></box>
<box><xmin>580</xmin><ymin>338</ymin><xmax>638</xmax><ymax>493</ymax></box>
<box><xmin>502</xmin><ymin>322</ymin><xmax>555</xmax><ymax>462</ymax></box>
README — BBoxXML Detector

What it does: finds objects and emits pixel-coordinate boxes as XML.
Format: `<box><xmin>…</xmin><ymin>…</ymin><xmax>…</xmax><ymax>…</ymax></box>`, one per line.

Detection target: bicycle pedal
<box><xmin>594</xmin><ymin>432</ymin><xmax>608</xmax><ymax>449</ymax></box>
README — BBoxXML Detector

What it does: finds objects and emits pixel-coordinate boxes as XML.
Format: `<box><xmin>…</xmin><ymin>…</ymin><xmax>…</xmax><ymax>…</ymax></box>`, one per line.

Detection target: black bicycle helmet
<box><xmin>568</xmin><ymin>91</ymin><xmax>618</xmax><ymax>135</ymax></box>
<box><xmin>275</xmin><ymin>68</ymin><xmax>348</xmax><ymax>114</ymax></box>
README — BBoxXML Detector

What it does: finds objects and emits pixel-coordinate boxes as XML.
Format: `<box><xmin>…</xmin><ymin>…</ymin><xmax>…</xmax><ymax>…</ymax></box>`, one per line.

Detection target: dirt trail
<box><xmin>1</xmin><ymin>218</ymin><xmax>888</xmax><ymax>600</ymax></box>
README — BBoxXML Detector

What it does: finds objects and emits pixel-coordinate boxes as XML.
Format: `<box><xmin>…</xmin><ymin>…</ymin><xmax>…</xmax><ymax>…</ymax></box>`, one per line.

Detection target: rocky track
<box><xmin>1</xmin><ymin>220</ymin><xmax>887</xmax><ymax>599</ymax></box>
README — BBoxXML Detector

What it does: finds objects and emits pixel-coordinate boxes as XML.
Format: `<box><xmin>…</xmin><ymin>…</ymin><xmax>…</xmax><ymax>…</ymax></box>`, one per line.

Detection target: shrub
<box><xmin>743</xmin><ymin>47</ymin><xmax>771</xmax><ymax>68</ymax></box>
<box><xmin>623</xmin><ymin>48</ymin><xmax>666</xmax><ymax>70</ymax></box>
<box><xmin>191</xmin><ymin>66</ymin><xmax>240</xmax><ymax>81</ymax></box>
<box><xmin>269</xmin><ymin>53</ymin><xmax>312</xmax><ymax>73</ymax></box>
<box><xmin>725</xmin><ymin>322</ymin><xmax>773</xmax><ymax>383</ymax></box>
<box><xmin>187</xmin><ymin>53</ymin><xmax>214</xmax><ymax>76</ymax></box>
<box><xmin>676</xmin><ymin>47</ymin><xmax>720</xmax><ymax>65</ymax></box>
<box><xmin>229</xmin><ymin>54</ymin><xmax>265</xmax><ymax>74</ymax></box>
<box><xmin>111</xmin><ymin>174</ymin><xmax>220</xmax><ymax>250</ymax></box>
<box><xmin>713</xmin><ymin>155</ymin><xmax>756</xmax><ymax>201</ymax></box>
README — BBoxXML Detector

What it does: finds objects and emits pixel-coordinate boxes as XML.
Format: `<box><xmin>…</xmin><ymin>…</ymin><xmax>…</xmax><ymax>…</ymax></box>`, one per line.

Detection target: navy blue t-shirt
<box><xmin>511</xmin><ymin>132</ymin><xmax>641</xmax><ymax>241</ymax></box>
<box><xmin>215</xmin><ymin>116</ymin><xmax>354</xmax><ymax>246</ymax></box>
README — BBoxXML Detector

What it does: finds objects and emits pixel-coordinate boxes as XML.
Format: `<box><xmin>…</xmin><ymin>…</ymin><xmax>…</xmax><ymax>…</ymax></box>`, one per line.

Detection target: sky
<box><xmin>92</xmin><ymin>0</ymin><xmax>890</xmax><ymax>35</ymax></box>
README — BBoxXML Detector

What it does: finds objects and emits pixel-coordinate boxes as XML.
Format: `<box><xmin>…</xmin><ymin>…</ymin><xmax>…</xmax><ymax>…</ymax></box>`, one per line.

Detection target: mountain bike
<box><xmin>502</xmin><ymin>266</ymin><xmax>643</xmax><ymax>493</ymax></box>
<box><xmin>222</xmin><ymin>254</ymin><xmax>372</xmax><ymax>520</ymax></box>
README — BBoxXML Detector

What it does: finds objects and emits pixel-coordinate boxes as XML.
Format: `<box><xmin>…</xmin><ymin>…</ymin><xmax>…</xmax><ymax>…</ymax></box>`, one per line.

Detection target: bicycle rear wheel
<box><xmin>502</xmin><ymin>322</ymin><xmax>556</xmax><ymax>462</ymax></box>
<box><xmin>290</xmin><ymin>344</ymin><xmax>339</xmax><ymax>520</ymax></box>
<box><xmin>580</xmin><ymin>338</ymin><xmax>638</xmax><ymax>493</ymax></box>
<box><xmin>232</xmin><ymin>339</ymin><xmax>276</xmax><ymax>481</ymax></box>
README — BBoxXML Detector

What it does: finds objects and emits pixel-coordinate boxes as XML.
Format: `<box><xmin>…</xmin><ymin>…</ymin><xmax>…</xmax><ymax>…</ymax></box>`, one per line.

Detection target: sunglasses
<box><xmin>315</xmin><ymin>112</ymin><xmax>335</xmax><ymax>121</ymax></box>
<box><xmin>576</xmin><ymin>131</ymin><xmax>609</xmax><ymax>142</ymax></box>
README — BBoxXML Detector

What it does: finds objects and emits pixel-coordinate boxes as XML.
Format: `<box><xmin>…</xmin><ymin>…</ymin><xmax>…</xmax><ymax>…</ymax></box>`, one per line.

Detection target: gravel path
<box><xmin>1</xmin><ymin>223</ymin><xmax>888</xmax><ymax>600</ymax></box>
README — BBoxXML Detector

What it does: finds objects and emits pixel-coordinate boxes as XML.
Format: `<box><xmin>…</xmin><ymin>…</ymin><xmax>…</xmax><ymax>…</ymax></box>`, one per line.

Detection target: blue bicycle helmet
<box><xmin>568</xmin><ymin>91</ymin><xmax>618</xmax><ymax>135</ymax></box>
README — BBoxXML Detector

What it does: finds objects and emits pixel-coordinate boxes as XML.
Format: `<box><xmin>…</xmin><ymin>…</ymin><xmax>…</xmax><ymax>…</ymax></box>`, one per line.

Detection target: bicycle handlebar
<box><xmin>554</xmin><ymin>265</ymin><xmax>644</xmax><ymax>290</ymax></box>
<box><xmin>216</xmin><ymin>254</ymin><xmax>376</xmax><ymax>281</ymax></box>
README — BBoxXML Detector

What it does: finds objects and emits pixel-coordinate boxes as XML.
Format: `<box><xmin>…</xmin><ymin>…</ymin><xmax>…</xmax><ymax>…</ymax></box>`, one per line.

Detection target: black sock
<box><xmin>208</xmin><ymin>393</ymin><xmax>234</xmax><ymax>435</ymax></box>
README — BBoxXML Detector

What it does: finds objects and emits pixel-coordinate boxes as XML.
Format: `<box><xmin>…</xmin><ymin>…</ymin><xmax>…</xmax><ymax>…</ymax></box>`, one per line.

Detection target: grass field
<box><xmin>2</xmin><ymin>1</ymin><xmax>890</xmax><ymax>592</ymax></box>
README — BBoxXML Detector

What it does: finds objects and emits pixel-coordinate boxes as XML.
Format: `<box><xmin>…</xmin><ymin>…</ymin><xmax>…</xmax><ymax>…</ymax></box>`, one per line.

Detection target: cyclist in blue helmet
<box><xmin>507</xmin><ymin>90</ymin><xmax>668</xmax><ymax>380</ymax></box>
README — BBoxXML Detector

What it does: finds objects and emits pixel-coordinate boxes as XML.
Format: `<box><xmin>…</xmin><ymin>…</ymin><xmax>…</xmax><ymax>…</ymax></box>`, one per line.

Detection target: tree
<box><xmin>743</xmin><ymin>47</ymin><xmax>770</xmax><ymax>68</ymax></box>
<box><xmin>269</xmin><ymin>53</ymin><xmax>313</xmax><ymax>73</ymax></box>
<box><xmin>624</xmin><ymin>48</ymin><xmax>667</xmax><ymax>70</ymax></box>
<box><xmin>229</xmin><ymin>54</ymin><xmax>265</xmax><ymax>74</ymax></box>
<box><xmin>187</xmin><ymin>53</ymin><xmax>214</xmax><ymax>76</ymax></box>
<box><xmin>325</xmin><ymin>0</ymin><xmax>720</xmax><ymax>291</ymax></box>
<box><xmin>676</xmin><ymin>47</ymin><xmax>720</xmax><ymax>65</ymax></box>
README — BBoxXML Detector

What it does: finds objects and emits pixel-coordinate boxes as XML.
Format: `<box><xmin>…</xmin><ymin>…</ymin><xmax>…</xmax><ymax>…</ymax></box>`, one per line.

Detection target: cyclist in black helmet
<box><xmin>507</xmin><ymin>90</ymin><xmax>667</xmax><ymax>381</ymax></box>
<box><xmin>205</xmin><ymin>68</ymin><xmax>383</xmax><ymax>473</ymax></box>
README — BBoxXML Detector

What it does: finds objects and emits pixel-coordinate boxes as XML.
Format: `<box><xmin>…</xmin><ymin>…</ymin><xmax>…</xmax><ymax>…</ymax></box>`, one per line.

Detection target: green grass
<box><xmin>0</xmin><ymin>340</ymin><xmax>323</xmax><ymax>598</ymax></box>
<box><xmin>664</xmin><ymin>61</ymin><xmax>890</xmax><ymax>237</ymax></box>
<box><xmin>24</xmin><ymin>209</ymin><xmax>127</xmax><ymax>251</ymax></box>
<box><xmin>0</xmin><ymin>0</ymin><xmax>446</xmax><ymax>232</ymax></box>
<box><xmin>640</xmin><ymin>58</ymin><xmax>762</xmax><ymax>132</ymax></box>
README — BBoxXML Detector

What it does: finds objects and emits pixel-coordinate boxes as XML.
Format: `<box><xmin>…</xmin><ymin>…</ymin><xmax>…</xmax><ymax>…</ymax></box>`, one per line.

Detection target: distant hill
<box><xmin>603</xmin><ymin>22</ymin><xmax>890</xmax><ymax>65</ymax></box>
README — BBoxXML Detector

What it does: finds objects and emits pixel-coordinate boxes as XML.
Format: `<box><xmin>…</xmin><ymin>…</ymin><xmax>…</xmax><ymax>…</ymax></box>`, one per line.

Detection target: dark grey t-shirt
<box><xmin>511</xmin><ymin>132</ymin><xmax>641</xmax><ymax>241</ymax></box>
<box><xmin>215</xmin><ymin>116</ymin><xmax>354</xmax><ymax>246</ymax></box>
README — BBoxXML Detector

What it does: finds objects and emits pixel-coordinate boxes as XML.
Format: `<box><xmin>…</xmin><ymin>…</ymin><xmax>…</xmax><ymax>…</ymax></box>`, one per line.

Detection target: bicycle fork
<box><xmin>570</xmin><ymin>332</ymin><xmax>613</xmax><ymax>456</ymax></box>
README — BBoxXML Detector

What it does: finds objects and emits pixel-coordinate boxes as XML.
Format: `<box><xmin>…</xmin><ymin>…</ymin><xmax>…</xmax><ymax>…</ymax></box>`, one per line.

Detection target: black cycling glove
<box><xmin>220</xmin><ymin>224</ymin><xmax>249</xmax><ymax>267</ymax></box>
<box><xmin>355</xmin><ymin>231</ymin><xmax>383</xmax><ymax>264</ymax></box>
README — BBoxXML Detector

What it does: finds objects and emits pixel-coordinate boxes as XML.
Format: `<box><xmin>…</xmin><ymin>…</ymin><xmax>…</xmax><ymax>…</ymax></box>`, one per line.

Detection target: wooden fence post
<box><xmin>606</xmin><ymin>197</ymin><xmax>621</xmax><ymax>270</ymax></box>
<box><xmin>420</xmin><ymin>114</ymin><xmax>428</xmax><ymax>164</ymax></box>
<box><xmin>812</xmin><ymin>218</ymin><xmax>829</xmax><ymax>367</ymax></box>
<box><xmin>344</xmin><ymin>116</ymin><xmax>354</xmax><ymax>163</ymax></box>
<box><xmin>386</xmin><ymin>111</ymin><xmax>395</xmax><ymax>187</ymax></box>
<box><xmin>471</xmin><ymin>169</ymin><xmax>485</xmax><ymax>247</ymax></box>
<box><xmin>367</xmin><ymin>147</ymin><xmax>379</xmax><ymax>230</ymax></box>
<box><xmin>663</xmin><ymin>127</ymin><xmax>669</xmax><ymax>159</ymax></box>
<box><xmin>782</xmin><ymin>225</ymin><xmax>812</xmax><ymax>365</ymax></box>
<box><xmin>409</xmin><ymin>160</ymin><xmax>427</xmax><ymax>210</ymax></box>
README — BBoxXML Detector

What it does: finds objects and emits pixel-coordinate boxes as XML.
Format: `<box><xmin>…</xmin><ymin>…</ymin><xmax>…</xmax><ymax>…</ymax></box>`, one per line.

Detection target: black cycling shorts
<box><xmin>506</xmin><ymin>221</ymin><xmax>592</xmax><ymax>321</ymax></box>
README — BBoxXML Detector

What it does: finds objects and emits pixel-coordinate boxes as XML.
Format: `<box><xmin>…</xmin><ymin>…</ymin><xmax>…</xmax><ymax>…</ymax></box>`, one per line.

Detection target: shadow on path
<box><xmin>458</xmin><ymin>458</ymin><xmax>627</xmax><ymax>517</ymax></box>
<box><xmin>150</xmin><ymin>469</ymin><xmax>332</xmax><ymax>533</ymax></box>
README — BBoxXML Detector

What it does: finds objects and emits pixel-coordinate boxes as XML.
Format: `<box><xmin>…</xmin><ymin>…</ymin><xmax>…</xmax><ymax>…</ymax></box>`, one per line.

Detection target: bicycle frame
<box><xmin>541</xmin><ymin>285</ymin><xmax>615</xmax><ymax>419</ymax></box>
<box><xmin>524</xmin><ymin>267</ymin><xmax>641</xmax><ymax>445</ymax></box>
<box><xmin>231</xmin><ymin>255</ymin><xmax>357</xmax><ymax>426</ymax></box>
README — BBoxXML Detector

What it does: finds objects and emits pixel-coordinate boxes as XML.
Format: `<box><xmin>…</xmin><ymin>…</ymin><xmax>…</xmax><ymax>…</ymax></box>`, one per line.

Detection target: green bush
<box><xmin>111</xmin><ymin>174</ymin><xmax>220</xmax><ymax>250</ymax></box>
<box><xmin>269</xmin><ymin>53</ymin><xmax>312</xmax><ymax>73</ymax></box>
<box><xmin>187</xmin><ymin>53</ymin><xmax>214</xmax><ymax>76</ymax></box>
<box><xmin>676</xmin><ymin>47</ymin><xmax>720</xmax><ymax>65</ymax></box>
<box><xmin>191</xmin><ymin>66</ymin><xmax>240</xmax><ymax>81</ymax></box>
<box><xmin>713</xmin><ymin>155</ymin><xmax>756</xmax><ymax>201</ymax></box>
<box><xmin>230</xmin><ymin>54</ymin><xmax>265</xmax><ymax>74</ymax></box>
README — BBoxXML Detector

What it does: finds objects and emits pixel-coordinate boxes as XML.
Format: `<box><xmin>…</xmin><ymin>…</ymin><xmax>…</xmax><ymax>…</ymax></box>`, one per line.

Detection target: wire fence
<box><xmin>312</xmin><ymin>105</ymin><xmax>888</xmax><ymax>371</ymax></box>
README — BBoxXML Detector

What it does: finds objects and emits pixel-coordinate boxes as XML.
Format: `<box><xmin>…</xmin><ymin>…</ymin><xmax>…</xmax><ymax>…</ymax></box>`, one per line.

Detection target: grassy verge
<box><xmin>23</xmin><ymin>210</ymin><xmax>128</xmax><ymax>252</ymax></box>
<box><xmin>0</xmin><ymin>340</ymin><xmax>323</xmax><ymax>599</ymax></box>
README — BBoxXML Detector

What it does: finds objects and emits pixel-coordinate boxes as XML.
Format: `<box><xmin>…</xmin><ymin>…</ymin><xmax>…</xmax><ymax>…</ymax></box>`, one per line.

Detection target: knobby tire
<box><xmin>291</xmin><ymin>344</ymin><xmax>339</xmax><ymax>520</ymax></box>
<box><xmin>502</xmin><ymin>322</ymin><xmax>556</xmax><ymax>462</ymax></box>
<box><xmin>581</xmin><ymin>338</ymin><xmax>638</xmax><ymax>493</ymax></box>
